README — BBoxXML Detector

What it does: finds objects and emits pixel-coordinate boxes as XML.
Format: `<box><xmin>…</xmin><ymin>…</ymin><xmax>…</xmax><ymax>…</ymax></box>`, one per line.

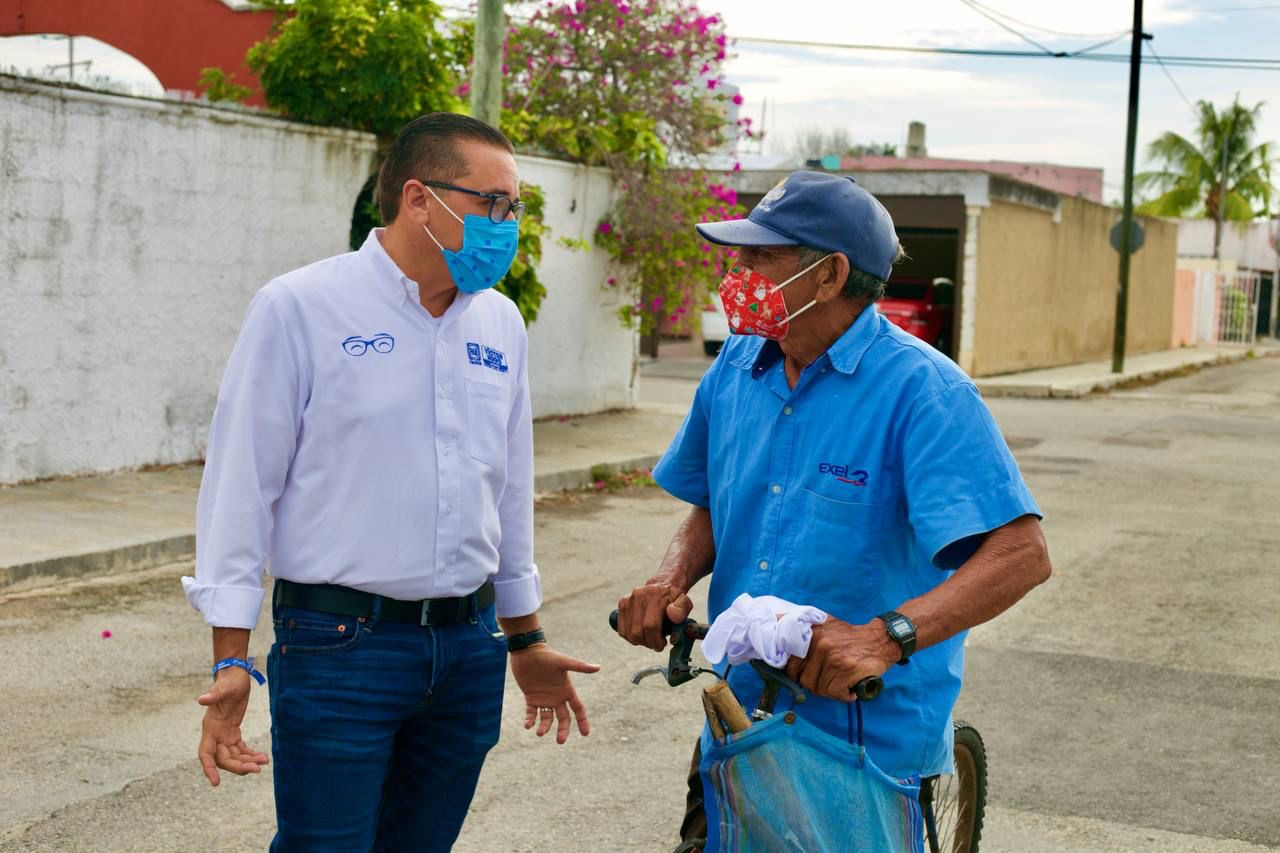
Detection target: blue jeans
<box><xmin>266</xmin><ymin>596</ymin><xmax>508</xmax><ymax>852</ymax></box>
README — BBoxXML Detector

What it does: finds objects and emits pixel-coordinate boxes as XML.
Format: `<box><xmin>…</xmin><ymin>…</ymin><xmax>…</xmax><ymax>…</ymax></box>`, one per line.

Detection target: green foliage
<box><xmin>197</xmin><ymin>67</ymin><xmax>252</xmax><ymax>104</ymax></box>
<box><xmin>1222</xmin><ymin>285</ymin><xmax>1250</xmax><ymax>340</ymax></box>
<box><xmin>1136</xmin><ymin>99</ymin><xmax>1277</xmax><ymax>223</ymax></box>
<box><xmin>246</xmin><ymin>0</ymin><xmax>465</xmax><ymax>138</ymax></box>
<box><xmin>504</xmin><ymin>0</ymin><xmax>748</xmax><ymax>334</ymax></box>
<box><xmin>495</xmin><ymin>182</ymin><xmax>549</xmax><ymax>325</ymax></box>
<box><xmin>587</xmin><ymin>465</ymin><xmax>656</xmax><ymax>492</ymax></box>
<box><xmin>556</xmin><ymin>236</ymin><xmax>591</xmax><ymax>252</ymax></box>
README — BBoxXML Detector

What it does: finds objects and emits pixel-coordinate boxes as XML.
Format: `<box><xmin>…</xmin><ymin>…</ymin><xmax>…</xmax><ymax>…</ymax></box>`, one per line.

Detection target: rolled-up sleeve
<box><xmin>182</xmin><ymin>286</ymin><xmax>306</xmax><ymax>628</ymax></box>
<box><xmin>902</xmin><ymin>383</ymin><xmax>1042</xmax><ymax>571</ymax></box>
<box><xmin>493</xmin><ymin>330</ymin><xmax>542</xmax><ymax>618</ymax></box>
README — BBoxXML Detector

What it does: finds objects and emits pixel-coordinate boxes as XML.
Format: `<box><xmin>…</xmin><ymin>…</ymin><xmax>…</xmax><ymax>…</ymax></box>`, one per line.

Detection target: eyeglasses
<box><xmin>422</xmin><ymin>180</ymin><xmax>526</xmax><ymax>223</ymax></box>
<box><xmin>342</xmin><ymin>333</ymin><xmax>395</xmax><ymax>356</ymax></box>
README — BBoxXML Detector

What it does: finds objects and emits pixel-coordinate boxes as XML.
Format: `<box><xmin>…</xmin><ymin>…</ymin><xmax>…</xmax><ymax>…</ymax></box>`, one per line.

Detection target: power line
<box><xmin>962</xmin><ymin>0</ymin><xmax>1132</xmax><ymax>39</ymax></box>
<box><xmin>958</xmin><ymin>0</ymin><xmax>1057</xmax><ymax>54</ymax></box>
<box><xmin>733</xmin><ymin>36</ymin><xmax>1280</xmax><ymax>71</ymax></box>
<box><xmin>1145</xmin><ymin>41</ymin><xmax>1198</xmax><ymax>114</ymax></box>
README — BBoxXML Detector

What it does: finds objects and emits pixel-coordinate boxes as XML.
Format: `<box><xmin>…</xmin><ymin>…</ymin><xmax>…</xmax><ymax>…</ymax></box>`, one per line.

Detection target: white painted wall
<box><xmin>0</xmin><ymin>78</ymin><xmax>636</xmax><ymax>484</ymax></box>
<box><xmin>0</xmin><ymin>77</ymin><xmax>376</xmax><ymax>484</ymax></box>
<box><xmin>513</xmin><ymin>155</ymin><xmax>636</xmax><ymax>419</ymax></box>
<box><xmin>1177</xmin><ymin>218</ymin><xmax>1280</xmax><ymax>271</ymax></box>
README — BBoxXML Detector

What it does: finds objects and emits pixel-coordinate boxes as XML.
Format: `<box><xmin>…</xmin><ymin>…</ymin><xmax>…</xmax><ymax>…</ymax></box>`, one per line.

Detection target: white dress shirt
<box><xmin>182</xmin><ymin>229</ymin><xmax>542</xmax><ymax>629</ymax></box>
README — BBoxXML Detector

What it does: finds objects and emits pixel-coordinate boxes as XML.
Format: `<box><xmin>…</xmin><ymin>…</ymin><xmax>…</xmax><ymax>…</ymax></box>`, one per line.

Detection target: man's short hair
<box><xmin>796</xmin><ymin>245</ymin><xmax>907</xmax><ymax>302</ymax></box>
<box><xmin>375</xmin><ymin>112</ymin><xmax>515</xmax><ymax>225</ymax></box>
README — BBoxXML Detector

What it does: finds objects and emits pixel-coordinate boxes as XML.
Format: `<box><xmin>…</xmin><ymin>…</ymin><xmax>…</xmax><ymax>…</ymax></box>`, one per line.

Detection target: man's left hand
<box><xmin>509</xmin><ymin>645</ymin><xmax>601</xmax><ymax>744</ymax></box>
<box><xmin>785</xmin><ymin>617</ymin><xmax>900</xmax><ymax>702</ymax></box>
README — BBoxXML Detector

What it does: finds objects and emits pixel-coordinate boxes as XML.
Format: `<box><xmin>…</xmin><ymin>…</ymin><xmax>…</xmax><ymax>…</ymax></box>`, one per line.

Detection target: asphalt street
<box><xmin>2</xmin><ymin>355</ymin><xmax>1278</xmax><ymax>852</ymax></box>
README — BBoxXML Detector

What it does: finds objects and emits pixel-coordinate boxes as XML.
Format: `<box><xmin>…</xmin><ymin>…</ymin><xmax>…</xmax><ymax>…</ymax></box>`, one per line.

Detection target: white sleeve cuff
<box><xmin>181</xmin><ymin>576</ymin><xmax>267</xmax><ymax>629</ymax></box>
<box><xmin>493</xmin><ymin>565</ymin><xmax>543</xmax><ymax>619</ymax></box>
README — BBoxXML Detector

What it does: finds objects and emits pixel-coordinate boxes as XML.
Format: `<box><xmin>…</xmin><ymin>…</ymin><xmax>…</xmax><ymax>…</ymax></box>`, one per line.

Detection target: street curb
<box><xmin>0</xmin><ymin>533</ymin><xmax>195</xmax><ymax>591</ymax></box>
<box><xmin>976</xmin><ymin>348</ymin><xmax>1260</xmax><ymax>399</ymax></box>
<box><xmin>0</xmin><ymin>457</ymin><xmax>668</xmax><ymax>591</ymax></box>
<box><xmin>533</xmin><ymin>454</ymin><xmax>662</xmax><ymax>494</ymax></box>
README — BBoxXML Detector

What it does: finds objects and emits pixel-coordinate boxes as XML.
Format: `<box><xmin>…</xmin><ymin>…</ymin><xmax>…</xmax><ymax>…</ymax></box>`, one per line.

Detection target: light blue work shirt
<box><xmin>654</xmin><ymin>304</ymin><xmax>1040</xmax><ymax>779</ymax></box>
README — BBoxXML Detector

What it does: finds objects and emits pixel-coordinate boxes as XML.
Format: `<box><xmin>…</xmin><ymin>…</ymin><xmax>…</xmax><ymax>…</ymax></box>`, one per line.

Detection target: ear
<box><xmin>813</xmin><ymin>252</ymin><xmax>850</xmax><ymax>303</ymax></box>
<box><xmin>399</xmin><ymin>179</ymin><xmax>432</xmax><ymax>227</ymax></box>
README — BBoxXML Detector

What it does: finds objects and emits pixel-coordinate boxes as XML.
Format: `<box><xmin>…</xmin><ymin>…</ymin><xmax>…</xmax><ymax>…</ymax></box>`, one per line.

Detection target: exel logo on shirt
<box><xmin>467</xmin><ymin>342</ymin><xmax>509</xmax><ymax>374</ymax></box>
<box><xmin>818</xmin><ymin>462</ymin><xmax>868</xmax><ymax>487</ymax></box>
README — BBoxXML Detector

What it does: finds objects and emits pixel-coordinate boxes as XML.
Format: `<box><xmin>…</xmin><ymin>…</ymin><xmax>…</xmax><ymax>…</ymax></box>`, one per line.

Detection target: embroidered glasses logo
<box><xmin>342</xmin><ymin>333</ymin><xmax>395</xmax><ymax>357</ymax></box>
<box><xmin>466</xmin><ymin>342</ymin><xmax>509</xmax><ymax>374</ymax></box>
<box><xmin>818</xmin><ymin>462</ymin><xmax>868</xmax><ymax>486</ymax></box>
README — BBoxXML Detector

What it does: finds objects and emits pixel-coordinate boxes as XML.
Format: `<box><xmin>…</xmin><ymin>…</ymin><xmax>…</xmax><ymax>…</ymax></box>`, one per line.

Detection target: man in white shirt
<box><xmin>183</xmin><ymin>112</ymin><xmax>599</xmax><ymax>851</ymax></box>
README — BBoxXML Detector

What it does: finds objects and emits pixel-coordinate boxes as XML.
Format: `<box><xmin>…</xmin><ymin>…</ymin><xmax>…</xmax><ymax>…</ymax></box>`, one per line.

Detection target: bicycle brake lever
<box><xmin>630</xmin><ymin>665</ymin><xmax>670</xmax><ymax>685</ymax></box>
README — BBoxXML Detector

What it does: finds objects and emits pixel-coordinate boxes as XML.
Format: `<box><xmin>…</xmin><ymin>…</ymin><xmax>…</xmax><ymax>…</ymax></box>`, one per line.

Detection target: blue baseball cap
<box><xmin>696</xmin><ymin>171</ymin><xmax>900</xmax><ymax>281</ymax></box>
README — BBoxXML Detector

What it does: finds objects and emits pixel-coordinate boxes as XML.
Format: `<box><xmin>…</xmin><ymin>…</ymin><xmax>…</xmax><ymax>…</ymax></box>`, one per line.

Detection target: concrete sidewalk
<box><xmin>0</xmin><ymin>399</ymin><xmax>691</xmax><ymax>592</ymax></box>
<box><xmin>975</xmin><ymin>342</ymin><xmax>1280</xmax><ymax>399</ymax></box>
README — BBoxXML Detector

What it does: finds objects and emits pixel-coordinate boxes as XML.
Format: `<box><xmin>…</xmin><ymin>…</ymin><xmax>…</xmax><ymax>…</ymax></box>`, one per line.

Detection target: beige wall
<box><xmin>968</xmin><ymin>197</ymin><xmax>1177</xmax><ymax>377</ymax></box>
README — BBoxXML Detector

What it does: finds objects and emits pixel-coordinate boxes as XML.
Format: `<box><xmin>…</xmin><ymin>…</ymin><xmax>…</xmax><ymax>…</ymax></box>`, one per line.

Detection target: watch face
<box><xmin>888</xmin><ymin>619</ymin><xmax>913</xmax><ymax>639</ymax></box>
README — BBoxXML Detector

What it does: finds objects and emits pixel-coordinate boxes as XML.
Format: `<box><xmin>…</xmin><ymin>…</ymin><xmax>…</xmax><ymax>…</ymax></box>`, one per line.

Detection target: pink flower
<box><xmin>732</xmin><ymin>162</ymin><xmax>742</xmax><ymax>172</ymax></box>
<box><xmin>706</xmin><ymin>79</ymin><xmax>717</xmax><ymax>90</ymax></box>
<box><xmin>674</xmin><ymin>259</ymin><xmax>686</xmax><ymax>268</ymax></box>
<box><xmin>101</xmin><ymin>630</ymin><xmax>112</xmax><ymax>638</ymax></box>
<box><xmin>598</xmin><ymin>221</ymin><xmax>613</xmax><ymax>235</ymax></box>
<box><xmin>732</xmin><ymin>93</ymin><xmax>744</xmax><ymax>105</ymax></box>
<box><xmin>606</xmin><ymin>277</ymin><xmax>617</xmax><ymax>286</ymax></box>
<box><xmin>593</xmin><ymin>480</ymin><xmax>607</xmax><ymax>491</ymax></box>
<box><xmin>651</xmin><ymin>297</ymin><xmax>664</xmax><ymax>311</ymax></box>
<box><xmin>700</xmin><ymin>63</ymin><xmax>711</xmax><ymax>75</ymax></box>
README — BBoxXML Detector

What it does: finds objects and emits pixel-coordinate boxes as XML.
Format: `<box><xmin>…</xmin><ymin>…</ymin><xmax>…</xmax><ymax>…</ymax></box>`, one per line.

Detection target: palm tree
<box><xmin>1136</xmin><ymin>99</ymin><xmax>1276</xmax><ymax>256</ymax></box>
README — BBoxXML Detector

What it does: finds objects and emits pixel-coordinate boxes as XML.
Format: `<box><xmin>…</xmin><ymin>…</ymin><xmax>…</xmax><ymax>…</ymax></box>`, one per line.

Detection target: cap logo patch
<box><xmin>757</xmin><ymin>179</ymin><xmax>787</xmax><ymax>212</ymax></box>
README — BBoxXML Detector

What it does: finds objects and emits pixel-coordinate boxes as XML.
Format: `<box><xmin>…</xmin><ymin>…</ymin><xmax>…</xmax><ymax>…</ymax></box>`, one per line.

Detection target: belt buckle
<box><xmin>418</xmin><ymin>596</ymin><xmax>472</xmax><ymax>626</ymax></box>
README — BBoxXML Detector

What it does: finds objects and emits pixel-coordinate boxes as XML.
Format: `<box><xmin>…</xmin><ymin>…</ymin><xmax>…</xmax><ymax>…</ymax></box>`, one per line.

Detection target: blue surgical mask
<box><xmin>423</xmin><ymin>186</ymin><xmax>519</xmax><ymax>293</ymax></box>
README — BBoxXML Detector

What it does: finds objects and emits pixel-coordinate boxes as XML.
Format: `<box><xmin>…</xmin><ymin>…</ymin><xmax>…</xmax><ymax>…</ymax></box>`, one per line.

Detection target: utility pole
<box><xmin>1112</xmin><ymin>0</ymin><xmax>1150</xmax><ymax>374</ymax></box>
<box><xmin>470</xmin><ymin>0</ymin><xmax>504</xmax><ymax>127</ymax></box>
<box><xmin>1213</xmin><ymin>92</ymin><xmax>1240</xmax><ymax>262</ymax></box>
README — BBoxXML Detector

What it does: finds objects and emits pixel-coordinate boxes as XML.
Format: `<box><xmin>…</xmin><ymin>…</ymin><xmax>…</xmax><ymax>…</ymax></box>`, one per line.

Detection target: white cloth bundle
<box><xmin>701</xmin><ymin>593</ymin><xmax>828</xmax><ymax>668</ymax></box>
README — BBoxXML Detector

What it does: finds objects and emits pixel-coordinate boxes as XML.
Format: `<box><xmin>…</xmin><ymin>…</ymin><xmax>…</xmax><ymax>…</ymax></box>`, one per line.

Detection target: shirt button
<box><xmin>783</xmin><ymin>406</ymin><xmax>793</xmax><ymax>416</ymax></box>
<box><xmin>770</xmin><ymin>484</ymin><xmax>781</xmax><ymax>494</ymax></box>
<box><xmin>758</xmin><ymin>560</ymin><xmax>768</xmax><ymax>570</ymax></box>
<box><xmin>442</xmin><ymin>445</ymin><xmax>452</xmax><ymax>456</ymax></box>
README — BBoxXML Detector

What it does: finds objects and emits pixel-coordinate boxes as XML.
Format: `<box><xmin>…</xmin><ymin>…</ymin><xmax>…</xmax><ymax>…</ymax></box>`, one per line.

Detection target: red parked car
<box><xmin>879</xmin><ymin>276</ymin><xmax>955</xmax><ymax>355</ymax></box>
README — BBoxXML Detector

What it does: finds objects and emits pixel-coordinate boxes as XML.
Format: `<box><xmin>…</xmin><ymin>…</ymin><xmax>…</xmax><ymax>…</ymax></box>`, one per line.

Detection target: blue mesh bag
<box><xmin>700</xmin><ymin>706</ymin><xmax>923</xmax><ymax>852</ymax></box>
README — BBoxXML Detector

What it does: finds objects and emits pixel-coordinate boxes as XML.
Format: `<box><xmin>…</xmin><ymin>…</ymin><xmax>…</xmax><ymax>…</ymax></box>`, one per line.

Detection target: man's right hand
<box><xmin>196</xmin><ymin>667</ymin><xmax>269</xmax><ymax>786</ymax></box>
<box><xmin>616</xmin><ymin>579</ymin><xmax>694</xmax><ymax>652</ymax></box>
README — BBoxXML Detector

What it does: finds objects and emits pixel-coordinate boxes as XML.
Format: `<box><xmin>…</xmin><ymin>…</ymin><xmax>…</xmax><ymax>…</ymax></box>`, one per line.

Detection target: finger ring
<box><xmin>538</xmin><ymin>706</ymin><xmax>554</xmax><ymax>713</ymax></box>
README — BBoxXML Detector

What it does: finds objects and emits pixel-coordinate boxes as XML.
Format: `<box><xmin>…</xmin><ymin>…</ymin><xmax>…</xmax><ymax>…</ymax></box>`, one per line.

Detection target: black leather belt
<box><xmin>274</xmin><ymin>578</ymin><xmax>495</xmax><ymax>626</ymax></box>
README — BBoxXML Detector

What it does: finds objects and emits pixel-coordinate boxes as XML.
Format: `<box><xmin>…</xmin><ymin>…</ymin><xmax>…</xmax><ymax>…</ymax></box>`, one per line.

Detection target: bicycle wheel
<box><xmin>923</xmin><ymin>720</ymin><xmax>987</xmax><ymax>853</ymax></box>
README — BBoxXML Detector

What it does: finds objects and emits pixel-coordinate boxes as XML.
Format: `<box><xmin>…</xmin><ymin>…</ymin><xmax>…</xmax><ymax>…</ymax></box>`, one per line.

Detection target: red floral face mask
<box><xmin>718</xmin><ymin>253</ymin><xmax>831</xmax><ymax>341</ymax></box>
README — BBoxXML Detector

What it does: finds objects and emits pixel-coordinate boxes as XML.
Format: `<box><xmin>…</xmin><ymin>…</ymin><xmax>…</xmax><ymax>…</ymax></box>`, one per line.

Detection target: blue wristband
<box><xmin>212</xmin><ymin>656</ymin><xmax>266</xmax><ymax>685</ymax></box>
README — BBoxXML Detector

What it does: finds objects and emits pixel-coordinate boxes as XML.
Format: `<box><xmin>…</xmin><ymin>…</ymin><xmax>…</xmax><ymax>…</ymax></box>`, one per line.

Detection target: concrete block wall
<box><xmin>0</xmin><ymin>78</ymin><xmax>636</xmax><ymax>484</ymax></box>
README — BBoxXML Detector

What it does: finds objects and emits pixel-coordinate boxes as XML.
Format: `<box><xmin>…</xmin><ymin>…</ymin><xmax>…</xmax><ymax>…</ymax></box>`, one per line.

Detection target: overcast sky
<box><xmin>3</xmin><ymin>1</ymin><xmax>1278</xmax><ymax>205</ymax></box>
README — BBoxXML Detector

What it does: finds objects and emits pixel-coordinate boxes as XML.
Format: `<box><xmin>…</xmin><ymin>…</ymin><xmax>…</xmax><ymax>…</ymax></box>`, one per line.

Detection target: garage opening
<box><xmin>889</xmin><ymin>227</ymin><xmax>960</xmax><ymax>358</ymax></box>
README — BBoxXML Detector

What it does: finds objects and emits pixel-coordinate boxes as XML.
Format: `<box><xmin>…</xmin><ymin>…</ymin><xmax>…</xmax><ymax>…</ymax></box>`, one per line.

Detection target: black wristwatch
<box><xmin>506</xmin><ymin>628</ymin><xmax>547</xmax><ymax>653</ymax></box>
<box><xmin>877</xmin><ymin>611</ymin><xmax>917</xmax><ymax>665</ymax></box>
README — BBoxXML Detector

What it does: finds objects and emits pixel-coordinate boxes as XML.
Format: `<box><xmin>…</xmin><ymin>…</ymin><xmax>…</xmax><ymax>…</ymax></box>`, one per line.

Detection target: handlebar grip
<box><xmin>608</xmin><ymin>609</ymin><xmax>681</xmax><ymax>636</ymax></box>
<box><xmin>851</xmin><ymin>676</ymin><xmax>883</xmax><ymax>701</ymax></box>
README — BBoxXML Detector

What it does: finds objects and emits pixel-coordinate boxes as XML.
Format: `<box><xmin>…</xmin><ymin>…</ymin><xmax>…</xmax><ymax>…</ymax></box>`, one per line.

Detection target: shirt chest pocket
<box><xmin>465</xmin><ymin>377</ymin><xmax>511</xmax><ymax>469</ymax></box>
<box><xmin>785</xmin><ymin>488</ymin><xmax>882</xmax><ymax>617</ymax></box>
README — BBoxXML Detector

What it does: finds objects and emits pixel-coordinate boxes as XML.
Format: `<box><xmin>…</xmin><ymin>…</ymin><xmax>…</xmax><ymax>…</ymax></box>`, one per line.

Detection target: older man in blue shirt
<box><xmin>616</xmin><ymin>171</ymin><xmax>1051</xmax><ymax>852</ymax></box>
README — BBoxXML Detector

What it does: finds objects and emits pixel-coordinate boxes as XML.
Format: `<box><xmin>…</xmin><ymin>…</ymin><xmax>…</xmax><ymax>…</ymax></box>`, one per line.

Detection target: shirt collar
<box><xmin>826</xmin><ymin>302</ymin><xmax>882</xmax><ymax>375</ymax></box>
<box><xmin>360</xmin><ymin>228</ymin><xmax>418</xmax><ymax>306</ymax></box>
<box><xmin>732</xmin><ymin>303</ymin><xmax>882</xmax><ymax>379</ymax></box>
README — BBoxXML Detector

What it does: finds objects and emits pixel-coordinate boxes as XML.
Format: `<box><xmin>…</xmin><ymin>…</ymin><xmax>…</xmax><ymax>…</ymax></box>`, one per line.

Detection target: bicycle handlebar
<box><xmin>607</xmin><ymin>609</ymin><xmax>882</xmax><ymax>701</ymax></box>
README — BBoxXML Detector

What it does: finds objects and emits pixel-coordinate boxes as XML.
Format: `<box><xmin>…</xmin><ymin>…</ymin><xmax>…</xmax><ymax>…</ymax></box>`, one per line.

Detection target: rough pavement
<box><xmin>2</xmin><ymin>356</ymin><xmax>1279</xmax><ymax>851</ymax></box>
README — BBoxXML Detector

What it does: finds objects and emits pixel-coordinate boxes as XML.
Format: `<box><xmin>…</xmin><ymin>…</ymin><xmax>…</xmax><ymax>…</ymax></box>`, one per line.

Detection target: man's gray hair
<box><xmin>795</xmin><ymin>245</ymin><xmax>907</xmax><ymax>301</ymax></box>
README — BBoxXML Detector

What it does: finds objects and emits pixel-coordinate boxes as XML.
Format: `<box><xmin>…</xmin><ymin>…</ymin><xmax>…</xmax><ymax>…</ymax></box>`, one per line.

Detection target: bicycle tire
<box><xmin>923</xmin><ymin>720</ymin><xmax>987</xmax><ymax>853</ymax></box>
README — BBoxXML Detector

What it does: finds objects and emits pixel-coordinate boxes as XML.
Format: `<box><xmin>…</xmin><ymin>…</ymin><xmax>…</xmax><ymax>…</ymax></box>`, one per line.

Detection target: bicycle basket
<box><xmin>700</xmin><ymin>710</ymin><xmax>923</xmax><ymax>852</ymax></box>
